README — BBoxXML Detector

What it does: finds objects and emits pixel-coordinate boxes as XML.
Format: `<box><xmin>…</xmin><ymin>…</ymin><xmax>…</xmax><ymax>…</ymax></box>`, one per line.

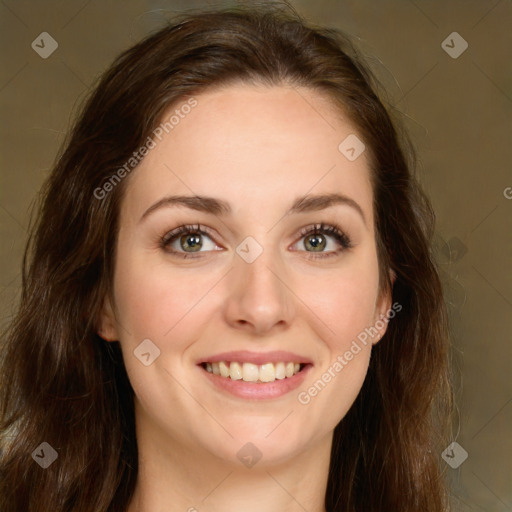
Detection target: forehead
<box><xmin>122</xmin><ymin>84</ymin><xmax>373</xmax><ymax>226</ymax></box>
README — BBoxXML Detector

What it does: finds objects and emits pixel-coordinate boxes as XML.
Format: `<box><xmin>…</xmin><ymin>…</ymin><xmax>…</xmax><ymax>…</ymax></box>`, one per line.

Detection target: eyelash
<box><xmin>160</xmin><ymin>222</ymin><xmax>352</xmax><ymax>260</ymax></box>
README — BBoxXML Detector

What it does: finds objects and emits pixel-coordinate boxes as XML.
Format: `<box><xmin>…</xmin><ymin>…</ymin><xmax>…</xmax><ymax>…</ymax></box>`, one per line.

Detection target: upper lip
<box><xmin>198</xmin><ymin>350</ymin><xmax>313</xmax><ymax>366</ymax></box>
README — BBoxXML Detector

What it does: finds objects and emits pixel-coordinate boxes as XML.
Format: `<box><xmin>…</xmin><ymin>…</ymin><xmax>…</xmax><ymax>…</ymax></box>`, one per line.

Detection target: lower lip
<box><xmin>199</xmin><ymin>364</ymin><xmax>313</xmax><ymax>400</ymax></box>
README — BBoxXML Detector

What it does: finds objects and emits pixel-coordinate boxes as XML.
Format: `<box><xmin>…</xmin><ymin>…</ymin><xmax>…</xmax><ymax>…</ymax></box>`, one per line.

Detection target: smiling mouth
<box><xmin>200</xmin><ymin>361</ymin><xmax>307</xmax><ymax>383</ymax></box>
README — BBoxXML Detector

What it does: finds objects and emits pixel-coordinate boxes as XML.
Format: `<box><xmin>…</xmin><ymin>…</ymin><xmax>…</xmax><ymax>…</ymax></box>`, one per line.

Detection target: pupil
<box><xmin>181</xmin><ymin>233</ymin><xmax>202</xmax><ymax>252</ymax></box>
<box><xmin>306</xmin><ymin>234</ymin><xmax>325</xmax><ymax>251</ymax></box>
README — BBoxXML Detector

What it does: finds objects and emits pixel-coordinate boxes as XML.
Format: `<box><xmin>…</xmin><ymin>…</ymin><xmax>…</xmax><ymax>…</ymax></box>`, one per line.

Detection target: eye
<box><xmin>160</xmin><ymin>224</ymin><xmax>222</xmax><ymax>258</ymax></box>
<box><xmin>160</xmin><ymin>222</ymin><xmax>352</xmax><ymax>260</ymax></box>
<box><xmin>291</xmin><ymin>223</ymin><xmax>352</xmax><ymax>259</ymax></box>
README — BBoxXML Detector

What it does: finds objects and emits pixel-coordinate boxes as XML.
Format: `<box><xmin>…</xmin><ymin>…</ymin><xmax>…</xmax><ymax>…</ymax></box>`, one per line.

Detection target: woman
<box><xmin>0</xmin><ymin>3</ymin><xmax>452</xmax><ymax>511</ymax></box>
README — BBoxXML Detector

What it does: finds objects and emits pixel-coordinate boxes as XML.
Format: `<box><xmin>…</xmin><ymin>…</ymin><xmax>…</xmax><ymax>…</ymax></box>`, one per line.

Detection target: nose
<box><xmin>223</xmin><ymin>247</ymin><xmax>295</xmax><ymax>335</ymax></box>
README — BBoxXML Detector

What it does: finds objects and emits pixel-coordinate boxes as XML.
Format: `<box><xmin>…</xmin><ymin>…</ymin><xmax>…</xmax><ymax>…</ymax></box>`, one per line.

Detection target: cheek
<box><xmin>112</xmin><ymin>251</ymin><xmax>216</xmax><ymax>343</ymax></box>
<box><xmin>302</xmin><ymin>254</ymin><xmax>380</xmax><ymax>349</ymax></box>
<box><xmin>293</xmin><ymin>260</ymin><xmax>379</xmax><ymax>433</ymax></box>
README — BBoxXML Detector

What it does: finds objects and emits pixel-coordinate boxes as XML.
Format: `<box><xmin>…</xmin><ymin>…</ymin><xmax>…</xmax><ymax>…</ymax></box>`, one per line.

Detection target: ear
<box><xmin>372</xmin><ymin>269</ymin><xmax>397</xmax><ymax>345</ymax></box>
<box><xmin>97</xmin><ymin>295</ymin><xmax>119</xmax><ymax>342</ymax></box>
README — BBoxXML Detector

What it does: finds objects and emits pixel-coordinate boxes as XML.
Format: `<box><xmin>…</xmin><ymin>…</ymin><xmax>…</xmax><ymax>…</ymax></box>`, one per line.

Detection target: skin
<box><xmin>98</xmin><ymin>84</ymin><xmax>392</xmax><ymax>512</ymax></box>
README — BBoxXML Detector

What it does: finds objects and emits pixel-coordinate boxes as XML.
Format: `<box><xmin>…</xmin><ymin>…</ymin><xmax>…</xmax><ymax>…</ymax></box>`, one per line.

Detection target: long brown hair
<box><xmin>0</xmin><ymin>2</ymin><xmax>452</xmax><ymax>511</ymax></box>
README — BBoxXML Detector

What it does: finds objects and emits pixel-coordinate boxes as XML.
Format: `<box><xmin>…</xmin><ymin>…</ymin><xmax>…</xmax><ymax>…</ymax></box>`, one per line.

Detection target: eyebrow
<box><xmin>140</xmin><ymin>192</ymin><xmax>367</xmax><ymax>226</ymax></box>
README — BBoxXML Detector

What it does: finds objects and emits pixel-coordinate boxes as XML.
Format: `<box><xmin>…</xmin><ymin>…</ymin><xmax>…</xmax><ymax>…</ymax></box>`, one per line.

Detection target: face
<box><xmin>98</xmin><ymin>84</ymin><xmax>392</xmax><ymax>468</ymax></box>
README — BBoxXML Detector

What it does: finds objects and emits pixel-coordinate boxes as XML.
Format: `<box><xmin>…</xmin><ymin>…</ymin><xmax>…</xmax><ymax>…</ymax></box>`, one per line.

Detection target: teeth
<box><xmin>242</xmin><ymin>363</ymin><xmax>259</xmax><ymax>382</ymax></box>
<box><xmin>204</xmin><ymin>361</ymin><xmax>303</xmax><ymax>382</ymax></box>
<box><xmin>230</xmin><ymin>361</ymin><xmax>243</xmax><ymax>380</ymax></box>
<box><xmin>275</xmin><ymin>362</ymin><xmax>286</xmax><ymax>380</ymax></box>
<box><xmin>259</xmin><ymin>363</ymin><xmax>275</xmax><ymax>382</ymax></box>
<box><xmin>219</xmin><ymin>361</ymin><xmax>230</xmax><ymax>378</ymax></box>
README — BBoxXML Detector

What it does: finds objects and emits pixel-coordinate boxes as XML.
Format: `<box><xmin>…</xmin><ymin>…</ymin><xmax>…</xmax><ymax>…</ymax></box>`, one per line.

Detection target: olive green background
<box><xmin>0</xmin><ymin>1</ymin><xmax>510</xmax><ymax>510</ymax></box>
